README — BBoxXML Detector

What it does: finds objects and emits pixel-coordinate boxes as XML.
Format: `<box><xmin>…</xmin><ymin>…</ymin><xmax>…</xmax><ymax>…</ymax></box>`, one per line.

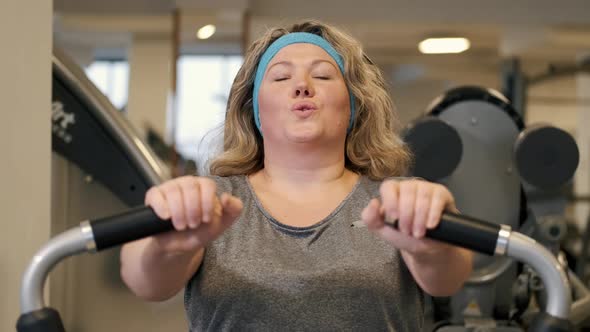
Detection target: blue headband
<box><xmin>252</xmin><ymin>32</ymin><xmax>356</xmax><ymax>134</ymax></box>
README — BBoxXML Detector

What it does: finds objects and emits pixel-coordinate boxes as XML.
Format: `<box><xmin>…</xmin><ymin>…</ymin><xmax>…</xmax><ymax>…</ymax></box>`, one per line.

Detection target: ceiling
<box><xmin>53</xmin><ymin>0</ymin><xmax>590</xmax><ymax>61</ymax></box>
<box><xmin>53</xmin><ymin>0</ymin><xmax>590</xmax><ymax>130</ymax></box>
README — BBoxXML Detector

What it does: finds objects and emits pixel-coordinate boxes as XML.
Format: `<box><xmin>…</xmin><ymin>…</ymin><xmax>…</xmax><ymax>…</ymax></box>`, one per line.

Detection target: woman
<box><xmin>120</xmin><ymin>20</ymin><xmax>473</xmax><ymax>331</ymax></box>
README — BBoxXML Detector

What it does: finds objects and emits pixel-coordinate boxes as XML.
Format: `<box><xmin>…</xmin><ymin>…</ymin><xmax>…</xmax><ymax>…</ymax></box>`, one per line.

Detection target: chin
<box><xmin>287</xmin><ymin>132</ymin><xmax>320</xmax><ymax>143</ymax></box>
<box><xmin>282</xmin><ymin>123</ymin><xmax>318</xmax><ymax>140</ymax></box>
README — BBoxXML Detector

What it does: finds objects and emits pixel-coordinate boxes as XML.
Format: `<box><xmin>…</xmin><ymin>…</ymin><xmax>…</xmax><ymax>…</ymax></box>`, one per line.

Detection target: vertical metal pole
<box><xmin>241</xmin><ymin>9</ymin><xmax>250</xmax><ymax>55</ymax></box>
<box><xmin>170</xmin><ymin>8</ymin><xmax>181</xmax><ymax>177</ymax></box>
<box><xmin>501</xmin><ymin>57</ymin><xmax>528</xmax><ymax>119</ymax></box>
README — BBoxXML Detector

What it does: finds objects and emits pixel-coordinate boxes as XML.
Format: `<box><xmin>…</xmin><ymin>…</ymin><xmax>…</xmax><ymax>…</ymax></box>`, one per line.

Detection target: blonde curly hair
<box><xmin>209</xmin><ymin>20</ymin><xmax>412</xmax><ymax>180</ymax></box>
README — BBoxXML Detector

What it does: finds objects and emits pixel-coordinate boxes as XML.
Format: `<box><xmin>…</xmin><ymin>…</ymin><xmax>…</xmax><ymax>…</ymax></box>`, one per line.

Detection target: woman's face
<box><xmin>257</xmin><ymin>43</ymin><xmax>351</xmax><ymax>145</ymax></box>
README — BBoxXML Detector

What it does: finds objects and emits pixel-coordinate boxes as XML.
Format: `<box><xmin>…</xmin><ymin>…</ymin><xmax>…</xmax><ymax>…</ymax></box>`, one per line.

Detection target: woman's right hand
<box><xmin>145</xmin><ymin>176</ymin><xmax>243</xmax><ymax>254</ymax></box>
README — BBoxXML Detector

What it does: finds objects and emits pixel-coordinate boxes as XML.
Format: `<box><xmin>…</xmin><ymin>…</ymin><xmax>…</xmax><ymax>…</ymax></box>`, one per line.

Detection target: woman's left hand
<box><xmin>361</xmin><ymin>179</ymin><xmax>459</xmax><ymax>256</ymax></box>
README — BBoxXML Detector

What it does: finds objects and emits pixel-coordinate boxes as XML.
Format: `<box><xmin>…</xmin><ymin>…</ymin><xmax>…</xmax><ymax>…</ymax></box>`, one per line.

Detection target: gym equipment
<box><xmin>17</xmin><ymin>206</ymin><xmax>577</xmax><ymax>331</ymax></box>
<box><xmin>405</xmin><ymin>86</ymin><xmax>590</xmax><ymax>331</ymax></box>
<box><xmin>404</xmin><ymin>116</ymin><xmax>463</xmax><ymax>182</ymax></box>
<box><xmin>21</xmin><ymin>60</ymin><xmax>590</xmax><ymax>331</ymax></box>
<box><xmin>52</xmin><ymin>48</ymin><xmax>168</xmax><ymax>205</ymax></box>
<box><xmin>46</xmin><ymin>49</ymin><xmax>189</xmax><ymax>332</ymax></box>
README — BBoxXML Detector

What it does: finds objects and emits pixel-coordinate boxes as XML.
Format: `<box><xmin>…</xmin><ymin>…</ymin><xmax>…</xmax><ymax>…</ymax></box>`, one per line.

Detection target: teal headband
<box><xmin>252</xmin><ymin>32</ymin><xmax>356</xmax><ymax>134</ymax></box>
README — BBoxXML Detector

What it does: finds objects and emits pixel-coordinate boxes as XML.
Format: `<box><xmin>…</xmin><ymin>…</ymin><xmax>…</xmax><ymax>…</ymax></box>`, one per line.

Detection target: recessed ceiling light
<box><xmin>197</xmin><ymin>24</ymin><xmax>216</xmax><ymax>40</ymax></box>
<box><xmin>418</xmin><ymin>37</ymin><xmax>470</xmax><ymax>54</ymax></box>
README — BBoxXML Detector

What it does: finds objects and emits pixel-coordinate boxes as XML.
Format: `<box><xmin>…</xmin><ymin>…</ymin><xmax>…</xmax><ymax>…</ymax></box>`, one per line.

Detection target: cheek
<box><xmin>328</xmin><ymin>84</ymin><xmax>351</xmax><ymax>122</ymax></box>
<box><xmin>258</xmin><ymin>86</ymin><xmax>279</xmax><ymax>117</ymax></box>
<box><xmin>257</xmin><ymin>85</ymin><xmax>285</xmax><ymax>133</ymax></box>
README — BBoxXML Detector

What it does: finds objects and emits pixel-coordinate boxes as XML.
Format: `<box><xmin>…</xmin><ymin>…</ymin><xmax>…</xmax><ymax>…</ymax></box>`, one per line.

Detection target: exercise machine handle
<box><xmin>17</xmin><ymin>206</ymin><xmax>173</xmax><ymax>332</ymax></box>
<box><xmin>424</xmin><ymin>212</ymin><xmax>501</xmax><ymax>255</ymax></box>
<box><xmin>18</xmin><ymin>208</ymin><xmax>573</xmax><ymax>332</ymax></box>
<box><xmin>90</xmin><ymin>206</ymin><xmax>173</xmax><ymax>251</ymax></box>
<box><xmin>385</xmin><ymin>211</ymin><xmax>572</xmax><ymax>332</ymax></box>
<box><xmin>385</xmin><ymin>212</ymin><xmax>504</xmax><ymax>255</ymax></box>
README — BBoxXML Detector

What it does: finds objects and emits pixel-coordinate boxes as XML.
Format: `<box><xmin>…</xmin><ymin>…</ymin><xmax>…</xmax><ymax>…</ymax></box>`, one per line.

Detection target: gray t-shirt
<box><xmin>184</xmin><ymin>175</ymin><xmax>424</xmax><ymax>331</ymax></box>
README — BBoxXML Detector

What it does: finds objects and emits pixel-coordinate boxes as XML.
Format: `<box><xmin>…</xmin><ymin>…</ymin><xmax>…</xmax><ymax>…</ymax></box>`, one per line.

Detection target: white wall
<box><xmin>574</xmin><ymin>73</ymin><xmax>590</xmax><ymax>230</ymax></box>
<box><xmin>0</xmin><ymin>0</ymin><xmax>52</xmax><ymax>330</ymax></box>
<box><xmin>127</xmin><ymin>34</ymin><xmax>173</xmax><ymax>141</ymax></box>
<box><xmin>527</xmin><ymin>75</ymin><xmax>579</xmax><ymax>131</ymax></box>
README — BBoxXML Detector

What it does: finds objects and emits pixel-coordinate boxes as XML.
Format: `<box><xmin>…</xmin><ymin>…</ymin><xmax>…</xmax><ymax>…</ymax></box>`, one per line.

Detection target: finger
<box><xmin>374</xmin><ymin>224</ymin><xmax>441</xmax><ymax>254</ymax></box>
<box><xmin>372</xmin><ymin>221</ymin><xmax>417</xmax><ymax>250</ymax></box>
<box><xmin>361</xmin><ymin>198</ymin><xmax>383</xmax><ymax>230</ymax></box>
<box><xmin>183</xmin><ymin>194</ymin><xmax>241</xmax><ymax>246</ymax></box>
<box><xmin>145</xmin><ymin>186</ymin><xmax>171</xmax><ymax>220</ymax></box>
<box><xmin>398</xmin><ymin>181</ymin><xmax>417</xmax><ymax>235</ymax></box>
<box><xmin>446</xmin><ymin>196</ymin><xmax>460</xmax><ymax>214</ymax></box>
<box><xmin>161</xmin><ymin>180</ymin><xmax>187</xmax><ymax>231</ymax></box>
<box><xmin>199</xmin><ymin>178</ymin><xmax>218</xmax><ymax>223</ymax></box>
<box><xmin>413</xmin><ymin>182</ymin><xmax>431</xmax><ymax>238</ymax></box>
<box><xmin>181</xmin><ymin>231</ymin><xmax>208</xmax><ymax>251</ymax></box>
<box><xmin>379</xmin><ymin>180</ymin><xmax>400</xmax><ymax>226</ymax></box>
<box><xmin>220</xmin><ymin>193</ymin><xmax>243</xmax><ymax>225</ymax></box>
<box><xmin>179</xmin><ymin>177</ymin><xmax>202</xmax><ymax>229</ymax></box>
<box><xmin>426</xmin><ymin>185</ymin><xmax>453</xmax><ymax>229</ymax></box>
<box><xmin>154</xmin><ymin>229</ymin><xmax>200</xmax><ymax>252</ymax></box>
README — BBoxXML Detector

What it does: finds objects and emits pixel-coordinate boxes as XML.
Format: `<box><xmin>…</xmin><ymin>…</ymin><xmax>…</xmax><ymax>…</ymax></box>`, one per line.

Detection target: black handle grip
<box><xmin>90</xmin><ymin>207</ymin><xmax>502</xmax><ymax>254</ymax></box>
<box><xmin>386</xmin><ymin>212</ymin><xmax>502</xmax><ymax>255</ymax></box>
<box><xmin>16</xmin><ymin>308</ymin><xmax>65</xmax><ymax>332</ymax></box>
<box><xmin>90</xmin><ymin>206</ymin><xmax>174</xmax><ymax>251</ymax></box>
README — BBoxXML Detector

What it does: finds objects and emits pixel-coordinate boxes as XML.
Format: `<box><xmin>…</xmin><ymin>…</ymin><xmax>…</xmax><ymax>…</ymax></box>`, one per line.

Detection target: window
<box><xmin>84</xmin><ymin>55</ymin><xmax>242</xmax><ymax>175</ymax></box>
<box><xmin>85</xmin><ymin>61</ymin><xmax>129</xmax><ymax>110</ymax></box>
<box><xmin>176</xmin><ymin>55</ymin><xmax>243</xmax><ymax>174</ymax></box>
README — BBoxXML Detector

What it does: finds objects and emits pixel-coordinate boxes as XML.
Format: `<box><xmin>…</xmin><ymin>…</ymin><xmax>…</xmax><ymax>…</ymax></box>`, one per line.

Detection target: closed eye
<box><xmin>314</xmin><ymin>76</ymin><xmax>331</xmax><ymax>80</ymax></box>
<box><xmin>274</xmin><ymin>77</ymin><xmax>290</xmax><ymax>82</ymax></box>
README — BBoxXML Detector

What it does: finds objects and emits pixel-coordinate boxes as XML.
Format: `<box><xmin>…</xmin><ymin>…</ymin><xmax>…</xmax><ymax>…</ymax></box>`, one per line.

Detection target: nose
<box><xmin>295</xmin><ymin>88</ymin><xmax>310</xmax><ymax>97</ymax></box>
<box><xmin>292</xmin><ymin>75</ymin><xmax>315</xmax><ymax>98</ymax></box>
